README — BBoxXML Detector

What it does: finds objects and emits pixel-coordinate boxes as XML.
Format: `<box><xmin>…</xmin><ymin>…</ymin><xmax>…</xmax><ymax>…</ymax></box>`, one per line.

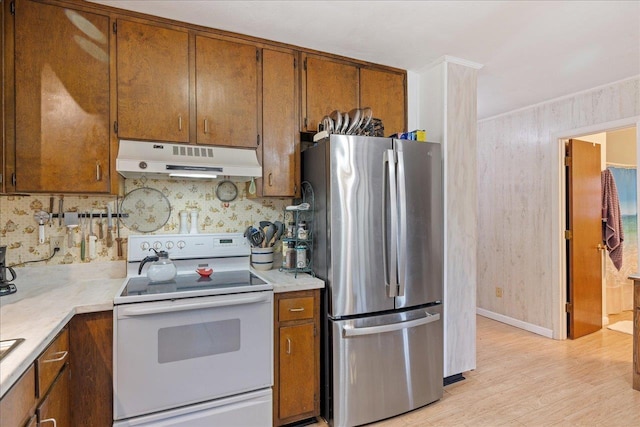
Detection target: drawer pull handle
<box><xmin>40</xmin><ymin>418</ymin><xmax>57</xmax><ymax>427</ymax></box>
<box><xmin>289</xmin><ymin>307</ymin><xmax>305</xmax><ymax>312</ymax></box>
<box><xmin>43</xmin><ymin>351</ymin><xmax>68</xmax><ymax>363</ymax></box>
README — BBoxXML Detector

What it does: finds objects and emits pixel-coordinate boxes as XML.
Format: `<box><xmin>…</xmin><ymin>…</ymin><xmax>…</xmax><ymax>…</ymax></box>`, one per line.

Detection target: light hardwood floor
<box><xmin>312</xmin><ymin>314</ymin><xmax>639</xmax><ymax>426</ymax></box>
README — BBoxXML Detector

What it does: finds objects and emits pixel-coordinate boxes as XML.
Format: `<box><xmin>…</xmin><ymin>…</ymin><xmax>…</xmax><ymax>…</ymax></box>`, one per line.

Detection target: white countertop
<box><xmin>0</xmin><ymin>261</ymin><xmax>323</xmax><ymax>398</ymax></box>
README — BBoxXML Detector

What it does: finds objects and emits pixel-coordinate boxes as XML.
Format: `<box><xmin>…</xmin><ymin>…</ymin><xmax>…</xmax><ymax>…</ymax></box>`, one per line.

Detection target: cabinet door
<box><xmin>37</xmin><ymin>365</ymin><xmax>71</xmax><ymax>427</ymax></box>
<box><xmin>14</xmin><ymin>0</ymin><xmax>110</xmax><ymax>193</ymax></box>
<box><xmin>117</xmin><ymin>19</ymin><xmax>189</xmax><ymax>143</ymax></box>
<box><xmin>303</xmin><ymin>54</ymin><xmax>358</xmax><ymax>132</ymax></box>
<box><xmin>196</xmin><ymin>36</ymin><xmax>258</xmax><ymax>147</ymax></box>
<box><xmin>360</xmin><ymin>68</ymin><xmax>406</xmax><ymax>136</ymax></box>
<box><xmin>278</xmin><ymin>323</ymin><xmax>316</xmax><ymax>420</ymax></box>
<box><xmin>263</xmin><ymin>49</ymin><xmax>299</xmax><ymax>197</ymax></box>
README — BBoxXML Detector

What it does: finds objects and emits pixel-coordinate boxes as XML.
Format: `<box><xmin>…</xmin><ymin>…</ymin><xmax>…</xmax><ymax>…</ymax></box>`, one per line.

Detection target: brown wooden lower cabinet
<box><xmin>273</xmin><ymin>289</ymin><xmax>320</xmax><ymax>426</ymax></box>
<box><xmin>37</xmin><ymin>364</ymin><xmax>71</xmax><ymax>427</ymax></box>
<box><xmin>69</xmin><ymin>311</ymin><xmax>113</xmax><ymax>427</ymax></box>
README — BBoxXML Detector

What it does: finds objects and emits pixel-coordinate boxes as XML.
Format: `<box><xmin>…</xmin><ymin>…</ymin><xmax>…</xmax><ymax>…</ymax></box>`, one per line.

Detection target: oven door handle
<box><xmin>117</xmin><ymin>293</ymin><xmax>270</xmax><ymax>318</ymax></box>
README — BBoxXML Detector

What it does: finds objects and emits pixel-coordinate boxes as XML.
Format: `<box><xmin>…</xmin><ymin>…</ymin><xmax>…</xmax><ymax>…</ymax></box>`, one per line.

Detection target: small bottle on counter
<box><xmin>297</xmin><ymin>221</ymin><xmax>308</xmax><ymax>240</ymax></box>
<box><xmin>286</xmin><ymin>222</ymin><xmax>296</xmax><ymax>239</ymax></box>
<box><xmin>296</xmin><ymin>245</ymin><xmax>307</xmax><ymax>268</ymax></box>
<box><xmin>284</xmin><ymin>242</ymin><xmax>296</xmax><ymax>269</ymax></box>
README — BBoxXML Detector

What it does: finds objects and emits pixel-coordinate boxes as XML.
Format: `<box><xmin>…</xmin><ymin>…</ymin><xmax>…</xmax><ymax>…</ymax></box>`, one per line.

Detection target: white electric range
<box><xmin>113</xmin><ymin>233</ymin><xmax>273</xmax><ymax>426</ymax></box>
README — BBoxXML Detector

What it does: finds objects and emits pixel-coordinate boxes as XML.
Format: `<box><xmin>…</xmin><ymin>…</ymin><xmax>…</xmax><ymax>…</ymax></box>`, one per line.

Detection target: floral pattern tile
<box><xmin>0</xmin><ymin>178</ymin><xmax>291</xmax><ymax>267</ymax></box>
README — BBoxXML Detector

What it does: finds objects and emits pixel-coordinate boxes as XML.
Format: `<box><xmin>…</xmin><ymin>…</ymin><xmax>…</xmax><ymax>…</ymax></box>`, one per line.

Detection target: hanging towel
<box><xmin>601</xmin><ymin>169</ymin><xmax>624</xmax><ymax>270</ymax></box>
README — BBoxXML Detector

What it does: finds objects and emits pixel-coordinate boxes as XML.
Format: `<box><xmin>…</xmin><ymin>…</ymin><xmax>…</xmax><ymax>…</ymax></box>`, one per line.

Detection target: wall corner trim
<box><xmin>476</xmin><ymin>307</ymin><xmax>554</xmax><ymax>339</ymax></box>
<box><xmin>422</xmin><ymin>55</ymin><xmax>484</xmax><ymax>72</ymax></box>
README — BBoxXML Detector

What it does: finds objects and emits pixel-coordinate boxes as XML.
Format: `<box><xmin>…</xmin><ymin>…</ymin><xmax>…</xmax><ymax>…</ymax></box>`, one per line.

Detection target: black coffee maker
<box><xmin>0</xmin><ymin>246</ymin><xmax>17</xmax><ymax>296</ymax></box>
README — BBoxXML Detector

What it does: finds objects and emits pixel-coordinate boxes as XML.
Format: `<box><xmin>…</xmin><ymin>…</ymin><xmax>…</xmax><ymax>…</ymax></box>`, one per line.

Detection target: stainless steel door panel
<box><xmin>329</xmin><ymin>135</ymin><xmax>394</xmax><ymax>317</ymax></box>
<box><xmin>331</xmin><ymin>305</ymin><xmax>443</xmax><ymax>427</ymax></box>
<box><xmin>394</xmin><ymin>140</ymin><xmax>443</xmax><ymax>309</ymax></box>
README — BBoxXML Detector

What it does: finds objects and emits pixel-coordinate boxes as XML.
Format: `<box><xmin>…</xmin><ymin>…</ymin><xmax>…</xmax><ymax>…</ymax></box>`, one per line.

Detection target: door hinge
<box><xmin>313</xmin><ymin>325</ymin><xmax>317</xmax><ymax>336</ymax></box>
<box><xmin>112</xmin><ymin>22</ymin><xmax>117</xmax><ymax>34</ymax></box>
<box><xmin>257</xmin><ymin>134</ymin><xmax>261</xmax><ymax>146</ymax></box>
<box><xmin>565</xmin><ymin>302</ymin><xmax>572</xmax><ymax>313</ymax></box>
<box><xmin>564</xmin><ymin>230</ymin><xmax>572</xmax><ymax>240</ymax></box>
<box><xmin>113</xmin><ymin>121</ymin><xmax>118</xmax><ymax>134</ymax></box>
<box><xmin>564</xmin><ymin>156</ymin><xmax>572</xmax><ymax>167</ymax></box>
<box><xmin>304</xmin><ymin>57</ymin><xmax>307</xmax><ymax>71</ymax></box>
<box><xmin>256</xmin><ymin>49</ymin><xmax>260</xmax><ymax>61</ymax></box>
<box><xmin>11</xmin><ymin>173</ymin><xmax>16</xmax><ymax>187</ymax></box>
<box><xmin>304</xmin><ymin>117</ymin><xmax>308</xmax><ymax>129</ymax></box>
<box><xmin>314</xmin><ymin>392</ymin><xmax>318</xmax><ymax>402</ymax></box>
<box><xmin>10</xmin><ymin>1</ymin><xmax>15</xmax><ymax>15</ymax></box>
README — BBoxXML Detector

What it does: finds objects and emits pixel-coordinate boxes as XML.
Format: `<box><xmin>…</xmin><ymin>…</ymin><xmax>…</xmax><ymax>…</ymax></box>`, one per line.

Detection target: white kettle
<box><xmin>138</xmin><ymin>249</ymin><xmax>177</xmax><ymax>282</ymax></box>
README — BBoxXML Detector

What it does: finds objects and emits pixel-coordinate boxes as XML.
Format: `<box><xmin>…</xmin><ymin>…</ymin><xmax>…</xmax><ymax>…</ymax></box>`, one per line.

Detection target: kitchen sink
<box><xmin>0</xmin><ymin>338</ymin><xmax>24</xmax><ymax>361</ymax></box>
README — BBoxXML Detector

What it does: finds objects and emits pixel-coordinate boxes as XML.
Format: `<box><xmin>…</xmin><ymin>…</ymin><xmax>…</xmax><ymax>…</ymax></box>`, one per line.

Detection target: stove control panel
<box><xmin>127</xmin><ymin>233</ymin><xmax>249</xmax><ymax>261</ymax></box>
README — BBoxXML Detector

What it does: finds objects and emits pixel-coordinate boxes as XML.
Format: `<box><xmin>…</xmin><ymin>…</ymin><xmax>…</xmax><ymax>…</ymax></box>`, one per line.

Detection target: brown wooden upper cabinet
<box><xmin>302</xmin><ymin>54</ymin><xmax>359</xmax><ymax>133</ymax></box>
<box><xmin>12</xmin><ymin>0</ymin><xmax>111</xmax><ymax>193</ymax></box>
<box><xmin>360</xmin><ymin>68</ymin><xmax>407</xmax><ymax>136</ymax></box>
<box><xmin>262</xmin><ymin>48</ymin><xmax>299</xmax><ymax>197</ymax></box>
<box><xmin>196</xmin><ymin>36</ymin><xmax>259</xmax><ymax>148</ymax></box>
<box><xmin>116</xmin><ymin>19</ymin><xmax>190</xmax><ymax>143</ymax></box>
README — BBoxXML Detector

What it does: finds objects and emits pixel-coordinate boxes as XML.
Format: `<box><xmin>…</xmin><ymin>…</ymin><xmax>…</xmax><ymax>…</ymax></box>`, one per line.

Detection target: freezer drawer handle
<box><xmin>118</xmin><ymin>293</ymin><xmax>270</xmax><ymax>318</ymax></box>
<box><xmin>342</xmin><ymin>312</ymin><xmax>440</xmax><ymax>337</ymax></box>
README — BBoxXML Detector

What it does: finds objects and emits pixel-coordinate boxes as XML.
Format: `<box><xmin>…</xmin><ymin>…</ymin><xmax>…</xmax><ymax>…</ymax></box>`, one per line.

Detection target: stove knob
<box><xmin>165</xmin><ymin>241</ymin><xmax>174</xmax><ymax>250</ymax></box>
<box><xmin>153</xmin><ymin>241</ymin><xmax>163</xmax><ymax>250</ymax></box>
<box><xmin>140</xmin><ymin>242</ymin><xmax>150</xmax><ymax>251</ymax></box>
<box><xmin>177</xmin><ymin>240</ymin><xmax>186</xmax><ymax>249</ymax></box>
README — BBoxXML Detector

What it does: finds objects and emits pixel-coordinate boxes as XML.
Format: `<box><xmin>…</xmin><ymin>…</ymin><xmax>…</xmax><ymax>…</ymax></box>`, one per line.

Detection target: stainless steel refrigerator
<box><xmin>303</xmin><ymin>134</ymin><xmax>443</xmax><ymax>427</ymax></box>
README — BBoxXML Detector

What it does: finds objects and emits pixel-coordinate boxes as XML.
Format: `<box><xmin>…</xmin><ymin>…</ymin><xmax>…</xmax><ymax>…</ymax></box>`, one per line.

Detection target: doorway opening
<box><xmin>557</xmin><ymin>121</ymin><xmax>639</xmax><ymax>340</ymax></box>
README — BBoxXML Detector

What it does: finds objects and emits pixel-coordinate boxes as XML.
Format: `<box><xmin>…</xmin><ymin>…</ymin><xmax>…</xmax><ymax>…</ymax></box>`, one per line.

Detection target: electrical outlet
<box><xmin>50</xmin><ymin>235</ymin><xmax>65</xmax><ymax>254</ymax></box>
<box><xmin>495</xmin><ymin>287</ymin><xmax>503</xmax><ymax>298</ymax></box>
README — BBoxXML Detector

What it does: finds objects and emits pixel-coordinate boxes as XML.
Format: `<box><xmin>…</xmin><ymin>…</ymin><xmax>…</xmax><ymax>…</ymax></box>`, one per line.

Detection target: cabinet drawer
<box><xmin>36</xmin><ymin>328</ymin><xmax>69</xmax><ymax>398</ymax></box>
<box><xmin>279</xmin><ymin>297</ymin><xmax>314</xmax><ymax>322</ymax></box>
<box><xmin>0</xmin><ymin>364</ymin><xmax>36</xmax><ymax>427</ymax></box>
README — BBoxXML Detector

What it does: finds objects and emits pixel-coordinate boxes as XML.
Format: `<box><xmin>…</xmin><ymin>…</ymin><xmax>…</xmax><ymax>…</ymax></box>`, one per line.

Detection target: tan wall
<box><xmin>606</xmin><ymin>127</ymin><xmax>637</xmax><ymax>166</ymax></box>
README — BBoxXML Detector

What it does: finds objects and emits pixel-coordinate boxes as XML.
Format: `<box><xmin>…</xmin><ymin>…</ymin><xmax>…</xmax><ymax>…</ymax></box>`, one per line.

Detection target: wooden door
<box><xmin>303</xmin><ymin>54</ymin><xmax>358</xmax><ymax>132</ymax></box>
<box><xmin>117</xmin><ymin>19</ymin><xmax>189</xmax><ymax>143</ymax></box>
<box><xmin>196</xmin><ymin>35</ymin><xmax>258</xmax><ymax>148</ymax></box>
<box><xmin>37</xmin><ymin>366</ymin><xmax>71</xmax><ymax>427</ymax></box>
<box><xmin>263</xmin><ymin>49</ymin><xmax>299</xmax><ymax>197</ymax></box>
<box><xmin>360</xmin><ymin>68</ymin><xmax>407</xmax><ymax>136</ymax></box>
<box><xmin>14</xmin><ymin>0</ymin><xmax>110</xmax><ymax>192</ymax></box>
<box><xmin>278</xmin><ymin>323</ymin><xmax>316</xmax><ymax>420</ymax></box>
<box><xmin>567</xmin><ymin>139</ymin><xmax>603</xmax><ymax>338</ymax></box>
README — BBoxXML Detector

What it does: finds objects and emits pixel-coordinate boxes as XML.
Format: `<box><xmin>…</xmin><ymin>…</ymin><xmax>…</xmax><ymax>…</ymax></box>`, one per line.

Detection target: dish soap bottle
<box><xmin>138</xmin><ymin>249</ymin><xmax>177</xmax><ymax>282</ymax></box>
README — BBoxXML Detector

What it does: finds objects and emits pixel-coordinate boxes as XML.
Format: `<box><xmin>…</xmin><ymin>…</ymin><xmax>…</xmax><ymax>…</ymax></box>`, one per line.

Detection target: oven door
<box><xmin>114</xmin><ymin>291</ymin><xmax>273</xmax><ymax>421</ymax></box>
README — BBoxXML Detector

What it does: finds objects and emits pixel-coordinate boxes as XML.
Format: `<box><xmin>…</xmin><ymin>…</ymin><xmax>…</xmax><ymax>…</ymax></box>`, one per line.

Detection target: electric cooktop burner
<box><xmin>122</xmin><ymin>270</ymin><xmax>266</xmax><ymax>298</ymax></box>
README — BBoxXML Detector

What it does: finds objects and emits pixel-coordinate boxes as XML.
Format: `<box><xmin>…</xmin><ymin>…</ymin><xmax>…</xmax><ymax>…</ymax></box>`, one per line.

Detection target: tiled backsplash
<box><xmin>0</xmin><ymin>177</ymin><xmax>290</xmax><ymax>266</ymax></box>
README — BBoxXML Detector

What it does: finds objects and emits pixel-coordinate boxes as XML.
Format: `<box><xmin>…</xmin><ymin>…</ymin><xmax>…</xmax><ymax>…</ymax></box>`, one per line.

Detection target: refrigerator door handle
<box><xmin>342</xmin><ymin>312</ymin><xmax>440</xmax><ymax>337</ymax></box>
<box><xmin>396</xmin><ymin>148</ymin><xmax>407</xmax><ymax>297</ymax></box>
<box><xmin>383</xmin><ymin>149</ymin><xmax>399</xmax><ymax>297</ymax></box>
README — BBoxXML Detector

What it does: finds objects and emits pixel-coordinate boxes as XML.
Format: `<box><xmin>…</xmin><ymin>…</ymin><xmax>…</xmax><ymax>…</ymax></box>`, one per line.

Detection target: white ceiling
<box><xmin>90</xmin><ymin>0</ymin><xmax>640</xmax><ymax>120</ymax></box>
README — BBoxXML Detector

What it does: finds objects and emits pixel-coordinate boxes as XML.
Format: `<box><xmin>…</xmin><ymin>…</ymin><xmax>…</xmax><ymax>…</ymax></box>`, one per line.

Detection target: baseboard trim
<box><xmin>476</xmin><ymin>308</ymin><xmax>554</xmax><ymax>338</ymax></box>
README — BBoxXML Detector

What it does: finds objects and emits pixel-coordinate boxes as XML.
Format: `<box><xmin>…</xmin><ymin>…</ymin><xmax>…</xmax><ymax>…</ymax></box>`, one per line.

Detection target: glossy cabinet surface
<box><xmin>116</xmin><ymin>19</ymin><xmax>190</xmax><ymax>143</ymax></box>
<box><xmin>273</xmin><ymin>289</ymin><xmax>320</xmax><ymax>426</ymax></box>
<box><xmin>360</xmin><ymin>67</ymin><xmax>407</xmax><ymax>136</ymax></box>
<box><xmin>303</xmin><ymin>54</ymin><xmax>359</xmax><ymax>133</ymax></box>
<box><xmin>195</xmin><ymin>36</ymin><xmax>258</xmax><ymax>148</ymax></box>
<box><xmin>262</xmin><ymin>48</ymin><xmax>299</xmax><ymax>197</ymax></box>
<box><xmin>12</xmin><ymin>0</ymin><xmax>111</xmax><ymax>193</ymax></box>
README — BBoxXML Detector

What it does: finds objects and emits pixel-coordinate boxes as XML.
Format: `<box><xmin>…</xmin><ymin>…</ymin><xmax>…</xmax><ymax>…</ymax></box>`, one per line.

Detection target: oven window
<box><xmin>157</xmin><ymin>319</ymin><xmax>241</xmax><ymax>363</ymax></box>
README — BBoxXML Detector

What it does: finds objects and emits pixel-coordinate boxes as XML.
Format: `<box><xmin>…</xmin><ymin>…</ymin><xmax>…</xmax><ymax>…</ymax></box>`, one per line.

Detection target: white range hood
<box><xmin>116</xmin><ymin>140</ymin><xmax>262</xmax><ymax>181</ymax></box>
